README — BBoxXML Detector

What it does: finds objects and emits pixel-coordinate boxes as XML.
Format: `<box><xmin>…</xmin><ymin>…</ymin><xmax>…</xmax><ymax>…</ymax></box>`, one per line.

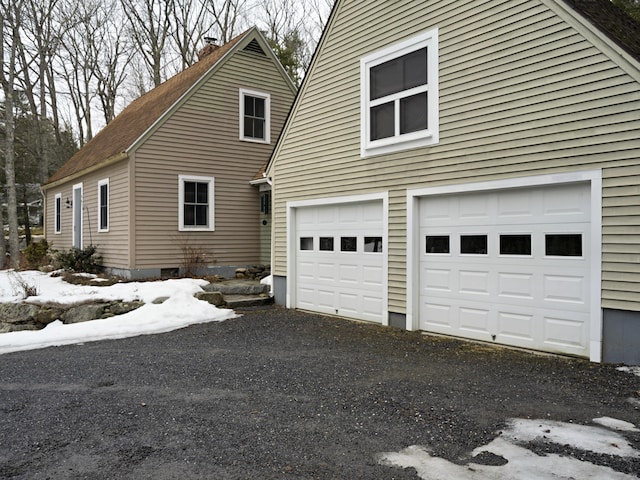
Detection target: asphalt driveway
<box><xmin>1</xmin><ymin>306</ymin><xmax>639</xmax><ymax>479</ymax></box>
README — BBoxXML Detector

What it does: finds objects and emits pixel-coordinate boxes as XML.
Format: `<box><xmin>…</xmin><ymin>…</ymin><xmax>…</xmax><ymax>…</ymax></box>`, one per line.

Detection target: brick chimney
<box><xmin>197</xmin><ymin>37</ymin><xmax>219</xmax><ymax>60</ymax></box>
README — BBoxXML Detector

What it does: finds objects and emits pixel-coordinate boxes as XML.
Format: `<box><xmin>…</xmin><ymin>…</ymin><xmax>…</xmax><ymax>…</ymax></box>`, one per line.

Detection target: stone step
<box><xmin>203</xmin><ymin>280</ymin><xmax>270</xmax><ymax>296</ymax></box>
<box><xmin>223</xmin><ymin>294</ymin><xmax>274</xmax><ymax>309</ymax></box>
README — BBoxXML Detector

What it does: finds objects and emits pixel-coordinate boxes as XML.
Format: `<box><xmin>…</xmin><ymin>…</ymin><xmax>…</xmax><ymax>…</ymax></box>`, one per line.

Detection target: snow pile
<box><xmin>0</xmin><ymin>270</ymin><xmax>236</xmax><ymax>355</ymax></box>
<box><xmin>379</xmin><ymin>417</ymin><xmax>640</xmax><ymax>480</ymax></box>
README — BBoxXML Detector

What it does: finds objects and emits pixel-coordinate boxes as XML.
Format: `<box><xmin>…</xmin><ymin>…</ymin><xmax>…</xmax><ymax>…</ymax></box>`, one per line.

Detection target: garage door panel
<box><xmin>543</xmin><ymin>274</ymin><xmax>586</xmax><ymax>305</ymax></box>
<box><xmin>317</xmin><ymin>262</ymin><xmax>337</xmax><ymax>281</ymax></box>
<box><xmin>496</xmin><ymin>311</ymin><xmax>535</xmax><ymax>342</ymax></box>
<box><xmin>418</xmin><ymin>183</ymin><xmax>591</xmax><ymax>357</ymax></box>
<box><xmin>363</xmin><ymin>265</ymin><xmax>383</xmax><ymax>286</ymax></box>
<box><xmin>421</xmin><ymin>302</ymin><xmax>454</xmax><ymax>329</ymax></box>
<box><xmin>543</xmin><ymin>315</ymin><xmax>588</xmax><ymax>352</ymax></box>
<box><xmin>422</xmin><ymin>268</ymin><xmax>451</xmax><ymax>292</ymax></box>
<box><xmin>459</xmin><ymin>195</ymin><xmax>491</xmax><ymax>220</ymax></box>
<box><xmin>459</xmin><ymin>307</ymin><xmax>491</xmax><ymax>334</ymax></box>
<box><xmin>338</xmin><ymin>263</ymin><xmax>360</xmax><ymax>284</ymax></box>
<box><xmin>459</xmin><ymin>270</ymin><xmax>491</xmax><ymax>295</ymax></box>
<box><xmin>497</xmin><ymin>190</ymin><xmax>534</xmax><ymax>218</ymax></box>
<box><xmin>498</xmin><ymin>272</ymin><xmax>534</xmax><ymax>299</ymax></box>
<box><xmin>542</xmin><ymin>184</ymin><xmax>590</xmax><ymax>219</ymax></box>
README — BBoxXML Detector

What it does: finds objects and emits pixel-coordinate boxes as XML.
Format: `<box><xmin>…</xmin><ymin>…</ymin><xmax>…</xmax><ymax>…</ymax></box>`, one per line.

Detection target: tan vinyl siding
<box><xmin>271</xmin><ymin>0</ymin><xmax>640</xmax><ymax>312</ymax></box>
<box><xmin>45</xmin><ymin>188</ymin><xmax>73</xmax><ymax>250</ymax></box>
<box><xmin>133</xmin><ymin>49</ymin><xmax>294</xmax><ymax>269</ymax></box>
<box><xmin>44</xmin><ymin>159</ymin><xmax>130</xmax><ymax>268</ymax></box>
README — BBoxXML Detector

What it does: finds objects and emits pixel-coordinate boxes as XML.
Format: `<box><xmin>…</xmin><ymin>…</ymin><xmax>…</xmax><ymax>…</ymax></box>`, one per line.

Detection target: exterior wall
<box><xmin>602</xmin><ymin>308</ymin><xmax>640</xmax><ymax>364</ymax></box>
<box><xmin>132</xmin><ymin>45</ymin><xmax>295</xmax><ymax>271</ymax></box>
<box><xmin>271</xmin><ymin>0</ymin><xmax>640</xmax><ymax>315</ymax></box>
<box><xmin>44</xmin><ymin>159</ymin><xmax>130</xmax><ymax>269</ymax></box>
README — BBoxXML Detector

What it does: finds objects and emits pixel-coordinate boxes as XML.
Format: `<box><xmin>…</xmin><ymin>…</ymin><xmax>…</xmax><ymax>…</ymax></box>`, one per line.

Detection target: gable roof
<box><xmin>562</xmin><ymin>0</ymin><xmax>640</xmax><ymax>62</ymax></box>
<box><xmin>45</xmin><ymin>29</ymin><xmax>252</xmax><ymax>187</ymax></box>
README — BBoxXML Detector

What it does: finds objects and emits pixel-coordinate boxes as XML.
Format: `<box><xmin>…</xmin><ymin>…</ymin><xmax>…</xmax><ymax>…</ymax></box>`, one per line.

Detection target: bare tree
<box><xmin>58</xmin><ymin>0</ymin><xmax>103</xmax><ymax>145</ymax></box>
<box><xmin>0</xmin><ymin>0</ymin><xmax>25</xmax><ymax>267</ymax></box>
<box><xmin>203</xmin><ymin>0</ymin><xmax>248</xmax><ymax>44</ymax></box>
<box><xmin>93</xmin><ymin>2</ymin><xmax>134</xmax><ymax>124</ymax></box>
<box><xmin>121</xmin><ymin>0</ymin><xmax>174</xmax><ymax>88</ymax></box>
<box><xmin>171</xmin><ymin>0</ymin><xmax>209</xmax><ymax>70</ymax></box>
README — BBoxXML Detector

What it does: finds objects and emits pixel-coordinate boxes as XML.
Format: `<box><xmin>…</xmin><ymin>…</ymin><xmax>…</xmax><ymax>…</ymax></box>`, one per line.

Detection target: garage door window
<box><xmin>426</xmin><ymin>235</ymin><xmax>450</xmax><ymax>254</ymax></box>
<box><xmin>500</xmin><ymin>234</ymin><xmax>531</xmax><ymax>256</ymax></box>
<box><xmin>320</xmin><ymin>237</ymin><xmax>334</xmax><ymax>251</ymax></box>
<box><xmin>461</xmin><ymin>235</ymin><xmax>487</xmax><ymax>255</ymax></box>
<box><xmin>341</xmin><ymin>237</ymin><xmax>357</xmax><ymax>252</ymax></box>
<box><xmin>300</xmin><ymin>237</ymin><xmax>314</xmax><ymax>250</ymax></box>
<box><xmin>546</xmin><ymin>234</ymin><xmax>582</xmax><ymax>257</ymax></box>
<box><xmin>364</xmin><ymin>236</ymin><xmax>383</xmax><ymax>253</ymax></box>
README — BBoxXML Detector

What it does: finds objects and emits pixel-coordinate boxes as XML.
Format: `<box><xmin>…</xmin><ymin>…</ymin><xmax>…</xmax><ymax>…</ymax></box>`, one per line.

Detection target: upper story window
<box><xmin>98</xmin><ymin>178</ymin><xmax>109</xmax><ymax>232</ymax></box>
<box><xmin>360</xmin><ymin>28</ymin><xmax>439</xmax><ymax>157</ymax></box>
<box><xmin>239</xmin><ymin>88</ymin><xmax>271</xmax><ymax>144</ymax></box>
<box><xmin>54</xmin><ymin>193</ymin><xmax>62</xmax><ymax>234</ymax></box>
<box><xmin>179</xmin><ymin>175</ymin><xmax>215</xmax><ymax>231</ymax></box>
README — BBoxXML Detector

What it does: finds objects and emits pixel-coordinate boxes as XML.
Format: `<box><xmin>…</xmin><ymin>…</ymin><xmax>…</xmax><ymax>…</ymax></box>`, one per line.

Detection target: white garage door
<box><xmin>295</xmin><ymin>201</ymin><xmax>384</xmax><ymax>323</ymax></box>
<box><xmin>419</xmin><ymin>183</ymin><xmax>591</xmax><ymax>357</ymax></box>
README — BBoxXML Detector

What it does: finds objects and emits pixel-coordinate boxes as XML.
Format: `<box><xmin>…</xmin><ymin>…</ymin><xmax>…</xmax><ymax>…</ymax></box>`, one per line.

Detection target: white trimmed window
<box><xmin>239</xmin><ymin>88</ymin><xmax>270</xmax><ymax>143</ymax></box>
<box><xmin>54</xmin><ymin>193</ymin><xmax>62</xmax><ymax>234</ymax></box>
<box><xmin>98</xmin><ymin>178</ymin><xmax>109</xmax><ymax>232</ymax></box>
<box><xmin>179</xmin><ymin>175</ymin><xmax>215</xmax><ymax>231</ymax></box>
<box><xmin>360</xmin><ymin>28</ymin><xmax>439</xmax><ymax>157</ymax></box>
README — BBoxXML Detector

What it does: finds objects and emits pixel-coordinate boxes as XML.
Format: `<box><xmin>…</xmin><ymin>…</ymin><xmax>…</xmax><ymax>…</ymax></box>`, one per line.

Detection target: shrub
<box><xmin>22</xmin><ymin>239</ymin><xmax>51</xmax><ymax>269</ymax></box>
<box><xmin>52</xmin><ymin>245</ymin><xmax>103</xmax><ymax>273</ymax></box>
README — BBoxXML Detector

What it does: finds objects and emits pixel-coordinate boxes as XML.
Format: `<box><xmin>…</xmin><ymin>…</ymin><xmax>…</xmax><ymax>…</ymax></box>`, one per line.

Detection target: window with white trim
<box><xmin>239</xmin><ymin>88</ymin><xmax>270</xmax><ymax>143</ymax></box>
<box><xmin>179</xmin><ymin>175</ymin><xmax>215</xmax><ymax>231</ymax></box>
<box><xmin>360</xmin><ymin>28</ymin><xmax>439</xmax><ymax>157</ymax></box>
<box><xmin>98</xmin><ymin>178</ymin><xmax>109</xmax><ymax>232</ymax></box>
<box><xmin>54</xmin><ymin>193</ymin><xmax>62</xmax><ymax>234</ymax></box>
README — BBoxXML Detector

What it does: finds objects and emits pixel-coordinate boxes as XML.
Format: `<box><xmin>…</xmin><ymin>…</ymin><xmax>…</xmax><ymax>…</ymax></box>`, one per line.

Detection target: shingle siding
<box><xmin>271</xmin><ymin>0</ymin><xmax>640</xmax><ymax>312</ymax></box>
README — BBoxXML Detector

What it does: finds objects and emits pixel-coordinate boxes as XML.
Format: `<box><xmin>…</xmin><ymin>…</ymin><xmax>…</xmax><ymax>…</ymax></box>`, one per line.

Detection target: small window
<box><xmin>361</xmin><ymin>28</ymin><xmax>439</xmax><ymax>157</ymax></box>
<box><xmin>260</xmin><ymin>191</ymin><xmax>271</xmax><ymax>215</ymax></box>
<box><xmin>319</xmin><ymin>237</ymin><xmax>334</xmax><ymax>251</ymax></box>
<box><xmin>54</xmin><ymin>193</ymin><xmax>62</xmax><ymax>234</ymax></box>
<box><xmin>240</xmin><ymin>88</ymin><xmax>270</xmax><ymax>143</ymax></box>
<box><xmin>461</xmin><ymin>235</ymin><xmax>487</xmax><ymax>255</ymax></box>
<box><xmin>341</xmin><ymin>237</ymin><xmax>357</xmax><ymax>252</ymax></box>
<box><xmin>364</xmin><ymin>236</ymin><xmax>383</xmax><ymax>253</ymax></box>
<box><xmin>179</xmin><ymin>175</ymin><xmax>215</xmax><ymax>231</ymax></box>
<box><xmin>300</xmin><ymin>237</ymin><xmax>313</xmax><ymax>251</ymax></box>
<box><xmin>500</xmin><ymin>235</ymin><xmax>531</xmax><ymax>256</ymax></box>
<box><xmin>426</xmin><ymin>235</ymin><xmax>449</xmax><ymax>254</ymax></box>
<box><xmin>546</xmin><ymin>234</ymin><xmax>582</xmax><ymax>257</ymax></box>
<box><xmin>98</xmin><ymin>179</ymin><xmax>109</xmax><ymax>232</ymax></box>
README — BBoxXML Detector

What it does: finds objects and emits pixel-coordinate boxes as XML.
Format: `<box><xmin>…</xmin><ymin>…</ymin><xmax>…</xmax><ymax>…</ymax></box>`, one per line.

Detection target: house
<box><xmin>266</xmin><ymin>0</ymin><xmax>640</xmax><ymax>364</ymax></box>
<box><xmin>42</xmin><ymin>28</ymin><xmax>296</xmax><ymax>279</ymax></box>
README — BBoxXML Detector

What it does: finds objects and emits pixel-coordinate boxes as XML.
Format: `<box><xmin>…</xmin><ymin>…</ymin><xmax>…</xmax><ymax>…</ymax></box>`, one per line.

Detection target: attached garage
<box><xmin>408</xmin><ymin>173</ymin><xmax>602</xmax><ymax>360</ymax></box>
<box><xmin>288</xmin><ymin>195</ymin><xmax>388</xmax><ymax>324</ymax></box>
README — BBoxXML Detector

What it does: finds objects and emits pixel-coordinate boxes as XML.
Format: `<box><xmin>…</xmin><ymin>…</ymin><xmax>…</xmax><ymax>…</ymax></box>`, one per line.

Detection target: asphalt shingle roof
<box><xmin>562</xmin><ymin>0</ymin><xmax>640</xmax><ymax>62</ymax></box>
<box><xmin>45</xmin><ymin>31</ymin><xmax>248</xmax><ymax>186</ymax></box>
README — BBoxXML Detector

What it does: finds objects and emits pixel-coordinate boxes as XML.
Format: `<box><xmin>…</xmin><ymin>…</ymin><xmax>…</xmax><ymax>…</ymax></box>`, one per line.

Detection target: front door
<box><xmin>72</xmin><ymin>183</ymin><xmax>83</xmax><ymax>248</ymax></box>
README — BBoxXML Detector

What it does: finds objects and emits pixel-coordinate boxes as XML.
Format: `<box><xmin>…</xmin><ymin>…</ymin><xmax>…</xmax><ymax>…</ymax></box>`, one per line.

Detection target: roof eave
<box><xmin>42</xmin><ymin>152</ymin><xmax>129</xmax><ymax>191</ymax></box>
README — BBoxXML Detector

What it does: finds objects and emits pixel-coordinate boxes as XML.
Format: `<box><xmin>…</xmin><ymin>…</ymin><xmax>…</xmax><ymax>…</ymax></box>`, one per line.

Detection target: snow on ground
<box><xmin>0</xmin><ymin>270</ymin><xmax>236</xmax><ymax>355</ymax></box>
<box><xmin>618</xmin><ymin>366</ymin><xmax>640</xmax><ymax>378</ymax></box>
<box><xmin>379</xmin><ymin>417</ymin><xmax>640</xmax><ymax>479</ymax></box>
